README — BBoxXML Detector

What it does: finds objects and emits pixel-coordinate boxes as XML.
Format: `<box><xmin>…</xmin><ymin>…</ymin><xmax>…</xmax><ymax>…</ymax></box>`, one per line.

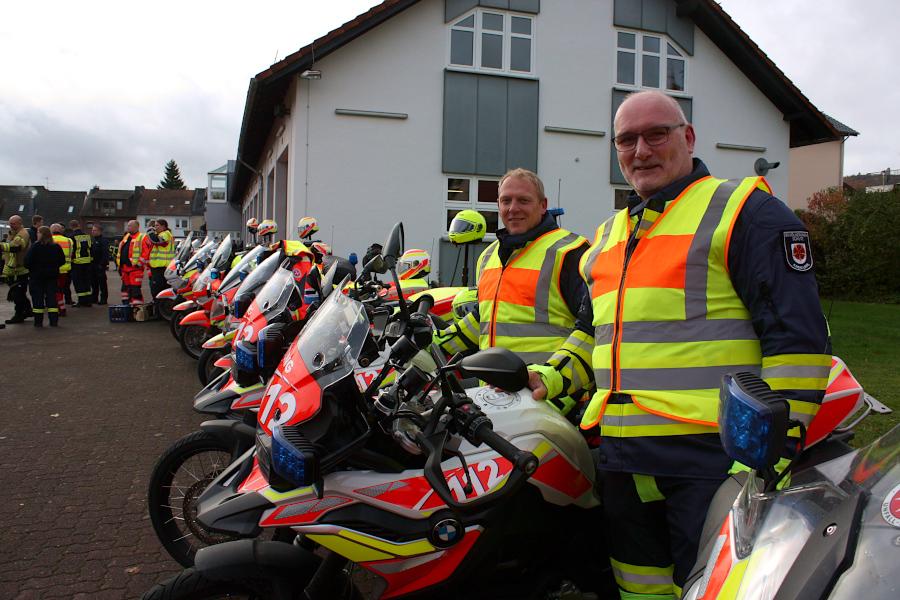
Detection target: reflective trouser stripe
<box><xmin>609</xmin><ymin>557</ymin><xmax>675</xmax><ymax>596</ymax></box>
<box><xmin>46</xmin><ymin>307</ymin><xmax>58</xmax><ymax>313</ymax></box>
<box><xmin>32</xmin><ymin>308</ymin><xmax>45</xmax><ymax>314</ymax></box>
<box><xmin>632</xmin><ymin>474</ymin><xmax>665</xmax><ymax>503</ymax></box>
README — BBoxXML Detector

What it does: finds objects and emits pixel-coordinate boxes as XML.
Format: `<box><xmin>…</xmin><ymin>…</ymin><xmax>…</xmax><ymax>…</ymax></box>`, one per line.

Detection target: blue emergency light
<box><xmin>234</xmin><ymin>340</ymin><xmax>258</xmax><ymax>373</ymax></box>
<box><xmin>271</xmin><ymin>423</ymin><xmax>318</xmax><ymax>488</ymax></box>
<box><xmin>718</xmin><ymin>373</ymin><xmax>790</xmax><ymax>471</ymax></box>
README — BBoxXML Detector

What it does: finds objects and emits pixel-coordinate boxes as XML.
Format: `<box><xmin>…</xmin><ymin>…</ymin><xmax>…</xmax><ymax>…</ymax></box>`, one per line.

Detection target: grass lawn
<box><xmin>824</xmin><ymin>300</ymin><xmax>900</xmax><ymax>447</ymax></box>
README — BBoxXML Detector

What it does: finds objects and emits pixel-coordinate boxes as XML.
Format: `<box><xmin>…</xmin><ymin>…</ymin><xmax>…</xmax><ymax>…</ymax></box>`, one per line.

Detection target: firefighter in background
<box><xmin>89</xmin><ymin>224</ymin><xmax>109</xmax><ymax>305</ymax></box>
<box><xmin>1</xmin><ymin>215</ymin><xmax>33</xmax><ymax>325</ymax></box>
<box><xmin>144</xmin><ymin>218</ymin><xmax>175</xmax><ymax>301</ymax></box>
<box><xmin>50</xmin><ymin>223</ymin><xmax>73</xmax><ymax>317</ymax></box>
<box><xmin>117</xmin><ymin>220</ymin><xmax>150</xmax><ymax>305</ymax></box>
<box><xmin>69</xmin><ymin>219</ymin><xmax>93</xmax><ymax>307</ymax></box>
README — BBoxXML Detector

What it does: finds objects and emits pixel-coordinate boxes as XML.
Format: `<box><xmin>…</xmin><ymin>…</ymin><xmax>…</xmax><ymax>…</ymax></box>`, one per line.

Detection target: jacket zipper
<box><xmin>610</xmin><ymin>226</ymin><xmax>641</xmax><ymax>391</ymax></box>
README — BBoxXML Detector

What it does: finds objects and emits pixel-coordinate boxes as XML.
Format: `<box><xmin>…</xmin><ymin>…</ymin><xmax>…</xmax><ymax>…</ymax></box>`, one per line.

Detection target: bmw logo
<box><xmin>430</xmin><ymin>517</ymin><xmax>463</xmax><ymax>548</ymax></box>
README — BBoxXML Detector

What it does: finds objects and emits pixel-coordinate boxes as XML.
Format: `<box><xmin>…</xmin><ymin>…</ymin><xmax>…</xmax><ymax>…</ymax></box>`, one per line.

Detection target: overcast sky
<box><xmin>1</xmin><ymin>1</ymin><xmax>896</xmax><ymax>192</ymax></box>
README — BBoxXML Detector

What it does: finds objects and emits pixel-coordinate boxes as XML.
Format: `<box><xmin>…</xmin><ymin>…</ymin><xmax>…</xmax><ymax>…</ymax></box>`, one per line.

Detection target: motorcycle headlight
<box><xmin>719</xmin><ymin>373</ymin><xmax>790</xmax><ymax>471</ymax></box>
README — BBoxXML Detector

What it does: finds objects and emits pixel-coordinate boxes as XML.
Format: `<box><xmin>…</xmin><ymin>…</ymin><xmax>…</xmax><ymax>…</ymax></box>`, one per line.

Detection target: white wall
<box><xmin>240</xmin><ymin>0</ymin><xmax>798</xmax><ymax>278</ymax></box>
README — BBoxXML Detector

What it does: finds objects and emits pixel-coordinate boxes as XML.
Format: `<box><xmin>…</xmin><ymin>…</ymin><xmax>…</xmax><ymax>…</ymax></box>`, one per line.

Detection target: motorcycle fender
<box><xmin>173</xmin><ymin>300</ymin><xmax>197</xmax><ymax>312</ymax></box>
<box><xmin>203</xmin><ymin>333</ymin><xmax>228</xmax><ymax>349</ymax></box>
<box><xmin>199</xmin><ymin>419</ymin><xmax>256</xmax><ymax>446</ymax></box>
<box><xmin>180</xmin><ymin>310</ymin><xmax>211</xmax><ymax>328</ymax></box>
<box><xmin>156</xmin><ymin>288</ymin><xmax>177</xmax><ymax>300</ymax></box>
<box><xmin>194</xmin><ymin>539</ymin><xmax>319</xmax><ymax>586</ymax></box>
<box><xmin>214</xmin><ymin>356</ymin><xmax>233</xmax><ymax>369</ymax></box>
<box><xmin>193</xmin><ymin>381</ymin><xmax>242</xmax><ymax>414</ymax></box>
<box><xmin>196</xmin><ymin>449</ymin><xmax>268</xmax><ymax>537</ymax></box>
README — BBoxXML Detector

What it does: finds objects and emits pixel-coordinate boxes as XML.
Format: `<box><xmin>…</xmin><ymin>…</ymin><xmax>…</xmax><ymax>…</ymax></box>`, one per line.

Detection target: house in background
<box><xmin>787</xmin><ymin>115</ymin><xmax>859</xmax><ymax>210</ymax></box>
<box><xmin>843</xmin><ymin>169</ymin><xmax>900</xmax><ymax>193</ymax></box>
<box><xmin>80</xmin><ymin>187</ymin><xmax>140</xmax><ymax>239</ymax></box>
<box><xmin>227</xmin><ymin>0</ymin><xmax>840</xmax><ymax>283</ymax></box>
<box><xmin>1</xmin><ymin>185</ymin><xmax>86</xmax><ymax>233</ymax></box>
<box><xmin>0</xmin><ymin>186</ymin><xmax>39</xmax><ymax>234</ymax></box>
<box><xmin>135</xmin><ymin>187</ymin><xmax>195</xmax><ymax>238</ymax></box>
<box><xmin>205</xmin><ymin>162</ymin><xmax>243</xmax><ymax>242</ymax></box>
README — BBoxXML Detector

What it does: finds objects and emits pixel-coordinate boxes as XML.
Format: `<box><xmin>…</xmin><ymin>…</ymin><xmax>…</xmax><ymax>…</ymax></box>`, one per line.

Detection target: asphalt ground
<box><xmin>0</xmin><ymin>271</ymin><xmax>203</xmax><ymax>599</ymax></box>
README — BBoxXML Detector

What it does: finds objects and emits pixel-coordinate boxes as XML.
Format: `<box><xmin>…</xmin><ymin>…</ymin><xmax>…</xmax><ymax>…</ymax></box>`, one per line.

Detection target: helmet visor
<box><xmin>449</xmin><ymin>220</ymin><xmax>476</xmax><ymax>234</ymax></box>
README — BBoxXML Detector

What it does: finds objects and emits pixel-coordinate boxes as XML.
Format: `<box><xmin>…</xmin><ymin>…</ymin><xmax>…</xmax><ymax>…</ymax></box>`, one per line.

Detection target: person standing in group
<box><xmin>117</xmin><ymin>220</ymin><xmax>149</xmax><ymax>305</ymax></box>
<box><xmin>69</xmin><ymin>219</ymin><xmax>93</xmax><ymax>307</ymax></box>
<box><xmin>144</xmin><ymin>218</ymin><xmax>174</xmax><ymax>301</ymax></box>
<box><xmin>89</xmin><ymin>224</ymin><xmax>109</xmax><ymax>305</ymax></box>
<box><xmin>28</xmin><ymin>215</ymin><xmax>44</xmax><ymax>243</ymax></box>
<box><xmin>50</xmin><ymin>223</ymin><xmax>73</xmax><ymax>317</ymax></box>
<box><xmin>529</xmin><ymin>90</ymin><xmax>830</xmax><ymax>599</ymax></box>
<box><xmin>24</xmin><ymin>226</ymin><xmax>65</xmax><ymax>327</ymax></box>
<box><xmin>1</xmin><ymin>215</ymin><xmax>33</xmax><ymax>325</ymax></box>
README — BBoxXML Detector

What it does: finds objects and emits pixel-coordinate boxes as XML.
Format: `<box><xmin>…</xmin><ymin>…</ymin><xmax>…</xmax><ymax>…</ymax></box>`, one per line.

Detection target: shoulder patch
<box><xmin>783</xmin><ymin>231</ymin><xmax>813</xmax><ymax>272</ymax></box>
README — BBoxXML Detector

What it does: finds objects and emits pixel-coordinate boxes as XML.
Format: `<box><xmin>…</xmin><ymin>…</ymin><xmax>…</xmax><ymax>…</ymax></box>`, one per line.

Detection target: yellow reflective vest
<box><xmin>72</xmin><ymin>231</ymin><xmax>92</xmax><ymax>265</ymax></box>
<box><xmin>148</xmin><ymin>229</ymin><xmax>175</xmax><ymax>268</ymax></box>
<box><xmin>475</xmin><ymin>228</ymin><xmax>587</xmax><ymax>364</ymax></box>
<box><xmin>52</xmin><ymin>234</ymin><xmax>73</xmax><ymax>274</ymax></box>
<box><xmin>117</xmin><ymin>232</ymin><xmax>145</xmax><ymax>268</ymax></box>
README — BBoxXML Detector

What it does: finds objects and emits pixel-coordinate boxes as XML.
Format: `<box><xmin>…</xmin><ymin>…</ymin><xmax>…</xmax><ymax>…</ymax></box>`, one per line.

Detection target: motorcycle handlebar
<box><xmin>471</xmin><ymin>420</ymin><xmax>538</xmax><ymax>476</ymax></box>
<box><xmin>414</xmin><ymin>294</ymin><xmax>434</xmax><ymax>317</ymax></box>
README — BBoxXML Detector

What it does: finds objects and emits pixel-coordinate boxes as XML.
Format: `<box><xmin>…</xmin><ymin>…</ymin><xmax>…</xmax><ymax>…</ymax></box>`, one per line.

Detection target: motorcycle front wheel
<box><xmin>157</xmin><ymin>298</ymin><xmax>176</xmax><ymax>322</ymax></box>
<box><xmin>180</xmin><ymin>325</ymin><xmax>212</xmax><ymax>360</ymax></box>
<box><xmin>170</xmin><ymin>311</ymin><xmax>186</xmax><ymax>341</ymax></box>
<box><xmin>142</xmin><ymin>568</ymin><xmax>277</xmax><ymax>600</ymax></box>
<box><xmin>197</xmin><ymin>346</ymin><xmax>229</xmax><ymax>387</ymax></box>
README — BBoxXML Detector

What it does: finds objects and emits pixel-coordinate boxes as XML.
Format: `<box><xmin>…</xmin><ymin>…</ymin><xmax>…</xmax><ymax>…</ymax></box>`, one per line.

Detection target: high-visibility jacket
<box><xmin>475</xmin><ymin>228</ymin><xmax>587</xmax><ymax>364</ymax></box>
<box><xmin>1</xmin><ymin>228</ymin><xmax>31</xmax><ymax>277</ymax></box>
<box><xmin>117</xmin><ymin>232</ymin><xmax>145</xmax><ymax>268</ymax></box>
<box><xmin>148</xmin><ymin>229</ymin><xmax>175</xmax><ymax>268</ymax></box>
<box><xmin>72</xmin><ymin>230</ymin><xmax>92</xmax><ymax>265</ymax></box>
<box><xmin>52</xmin><ymin>234</ymin><xmax>73</xmax><ymax>274</ymax></box>
<box><xmin>579</xmin><ymin>176</ymin><xmax>830</xmax><ymax>436</ymax></box>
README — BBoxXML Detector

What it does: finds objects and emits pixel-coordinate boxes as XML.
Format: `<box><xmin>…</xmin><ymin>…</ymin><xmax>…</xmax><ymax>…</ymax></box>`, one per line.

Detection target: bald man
<box><xmin>1</xmin><ymin>215</ymin><xmax>33</xmax><ymax>323</ymax></box>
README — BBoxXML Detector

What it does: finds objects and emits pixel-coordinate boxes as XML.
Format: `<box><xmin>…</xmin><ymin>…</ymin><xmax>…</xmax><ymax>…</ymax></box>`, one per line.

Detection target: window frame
<box><xmin>615</xmin><ymin>29</ymin><xmax>688</xmax><ymax>93</ymax></box>
<box><xmin>443</xmin><ymin>175</ymin><xmax>501</xmax><ymax>240</ymax></box>
<box><xmin>448</xmin><ymin>8</ymin><xmax>535</xmax><ymax>77</ymax></box>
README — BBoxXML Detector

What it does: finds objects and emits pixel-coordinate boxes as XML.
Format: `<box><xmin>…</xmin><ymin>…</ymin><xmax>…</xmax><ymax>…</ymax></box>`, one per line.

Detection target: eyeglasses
<box><xmin>612</xmin><ymin>123</ymin><xmax>685</xmax><ymax>152</ymax></box>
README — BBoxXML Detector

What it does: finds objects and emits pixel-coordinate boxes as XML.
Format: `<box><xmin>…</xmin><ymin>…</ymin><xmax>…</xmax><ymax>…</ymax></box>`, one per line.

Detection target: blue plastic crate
<box><xmin>108</xmin><ymin>304</ymin><xmax>134</xmax><ymax>323</ymax></box>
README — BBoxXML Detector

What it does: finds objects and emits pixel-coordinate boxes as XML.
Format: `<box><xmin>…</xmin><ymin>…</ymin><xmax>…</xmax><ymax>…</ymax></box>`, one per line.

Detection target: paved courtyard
<box><xmin>0</xmin><ymin>272</ymin><xmax>203</xmax><ymax>599</ymax></box>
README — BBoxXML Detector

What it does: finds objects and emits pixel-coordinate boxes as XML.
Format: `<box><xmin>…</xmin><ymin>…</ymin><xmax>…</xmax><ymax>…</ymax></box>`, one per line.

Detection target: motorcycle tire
<box><xmin>157</xmin><ymin>298</ymin><xmax>176</xmax><ymax>322</ymax></box>
<box><xmin>197</xmin><ymin>346</ymin><xmax>229</xmax><ymax>387</ymax></box>
<box><xmin>141</xmin><ymin>567</ymin><xmax>276</xmax><ymax>600</ymax></box>
<box><xmin>147</xmin><ymin>431</ymin><xmax>294</xmax><ymax>568</ymax></box>
<box><xmin>180</xmin><ymin>324</ymin><xmax>212</xmax><ymax>360</ymax></box>
<box><xmin>170</xmin><ymin>311</ymin><xmax>186</xmax><ymax>341</ymax></box>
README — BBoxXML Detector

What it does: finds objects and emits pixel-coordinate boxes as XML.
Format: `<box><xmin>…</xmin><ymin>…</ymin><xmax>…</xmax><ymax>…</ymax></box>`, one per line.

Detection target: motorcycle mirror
<box><xmin>382</xmin><ymin>222</ymin><xmax>405</xmax><ymax>269</ymax></box>
<box><xmin>458</xmin><ymin>347</ymin><xmax>529</xmax><ymax>392</ymax></box>
<box><xmin>320</xmin><ymin>263</ymin><xmax>339</xmax><ymax>300</ymax></box>
<box><xmin>362</xmin><ymin>254</ymin><xmax>387</xmax><ymax>276</ymax></box>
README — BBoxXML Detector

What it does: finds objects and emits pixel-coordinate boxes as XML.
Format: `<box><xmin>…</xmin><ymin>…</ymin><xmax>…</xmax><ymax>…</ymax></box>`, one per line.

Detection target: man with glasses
<box><xmin>528</xmin><ymin>90</ymin><xmax>830</xmax><ymax>599</ymax></box>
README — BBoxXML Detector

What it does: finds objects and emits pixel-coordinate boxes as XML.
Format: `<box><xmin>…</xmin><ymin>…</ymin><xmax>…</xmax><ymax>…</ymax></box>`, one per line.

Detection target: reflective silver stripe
<box><xmin>490</xmin><ymin>322</ymin><xmax>574</xmax><ymax>339</ymax></box>
<box><xmin>569</xmin><ymin>331</ymin><xmax>594</xmax><ymax>353</ymax></box>
<box><xmin>684</xmin><ymin>180</ymin><xmax>739</xmax><ymax>320</ymax></box>
<box><xmin>611</xmin><ymin>566</ymin><xmax>674</xmax><ymax>586</ymax></box>
<box><xmin>533</xmin><ymin>232</ymin><xmax>581</xmax><ymax>323</ymax></box>
<box><xmin>582</xmin><ymin>217</ymin><xmax>615</xmax><ymax>282</ymax></box>
<box><xmin>594</xmin><ymin>368</ymin><xmax>611</xmax><ymax>388</ymax></box>
<box><xmin>595</xmin><ymin>323</ymin><xmax>614</xmax><ymax>345</ymax></box>
<box><xmin>619</xmin><ymin>364</ymin><xmax>761</xmax><ymax>390</ymax></box>
<box><xmin>476</xmin><ymin>241</ymin><xmax>498</xmax><ymax>281</ymax></box>
<box><xmin>619</xmin><ymin>319</ymin><xmax>757</xmax><ymax>343</ymax></box>
<box><xmin>513</xmin><ymin>350</ymin><xmax>554</xmax><ymax>364</ymax></box>
<box><xmin>761</xmin><ymin>365</ymin><xmax>831</xmax><ymax>380</ymax></box>
<box><xmin>601</xmin><ymin>413</ymin><xmax>681</xmax><ymax>427</ymax></box>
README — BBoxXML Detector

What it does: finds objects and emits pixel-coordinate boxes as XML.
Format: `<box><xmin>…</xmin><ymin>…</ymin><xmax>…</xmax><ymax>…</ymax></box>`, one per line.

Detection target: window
<box><xmin>445</xmin><ymin>176</ymin><xmax>500</xmax><ymax>236</ymax></box>
<box><xmin>614</xmin><ymin>188</ymin><xmax>633</xmax><ymax>210</ymax></box>
<box><xmin>67</xmin><ymin>206</ymin><xmax>74</xmax><ymax>213</ymax></box>
<box><xmin>18</xmin><ymin>204</ymin><xmax>24</xmax><ymax>211</ymax></box>
<box><xmin>116</xmin><ymin>201</ymin><xmax>123</xmax><ymax>210</ymax></box>
<box><xmin>616</xmin><ymin>31</ymin><xmax>686</xmax><ymax>92</ymax></box>
<box><xmin>211</xmin><ymin>190</ymin><xmax>225</xmax><ymax>200</ymax></box>
<box><xmin>449</xmin><ymin>9</ymin><xmax>534</xmax><ymax>75</ymax></box>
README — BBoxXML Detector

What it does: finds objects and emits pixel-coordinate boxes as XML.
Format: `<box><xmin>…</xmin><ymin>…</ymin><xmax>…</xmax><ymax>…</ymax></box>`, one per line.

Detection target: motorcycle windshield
<box><xmin>208</xmin><ymin>234</ymin><xmax>233</xmax><ymax>273</ymax></box>
<box><xmin>295</xmin><ymin>288</ymin><xmax>369</xmax><ymax>381</ymax></box>
<box><xmin>174</xmin><ymin>231</ymin><xmax>194</xmax><ymax>263</ymax></box>
<box><xmin>181</xmin><ymin>241</ymin><xmax>216</xmax><ymax>274</ymax></box>
<box><xmin>253</xmin><ymin>267</ymin><xmax>300</xmax><ymax>322</ymax></box>
<box><xmin>233</xmin><ymin>251</ymin><xmax>282</xmax><ymax>306</ymax></box>
<box><xmin>218</xmin><ymin>245</ymin><xmax>267</xmax><ymax>295</ymax></box>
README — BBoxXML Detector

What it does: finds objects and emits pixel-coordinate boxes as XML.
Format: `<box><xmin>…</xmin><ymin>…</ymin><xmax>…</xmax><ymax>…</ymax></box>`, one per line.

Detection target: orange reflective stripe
<box><xmin>628</xmin><ymin>234</ymin><xmax>693</xmax><ymax>289</ymax></box>
<box><xmin>485</xmin><ymin>266</ymin><xmax>539</xmax><ymax>305</ymax></box>
<box><xmin>589</xmin><ymin>240</ymin><xmax>626</xmax><ymax>298</ymax></box>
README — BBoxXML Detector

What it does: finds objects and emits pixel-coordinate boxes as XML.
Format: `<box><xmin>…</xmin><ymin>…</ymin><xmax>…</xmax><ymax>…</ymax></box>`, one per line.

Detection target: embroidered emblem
<box><xmin>783</xmin><ymin>231</ymin><xmax>813</xmax><ymax>272</ymax></box>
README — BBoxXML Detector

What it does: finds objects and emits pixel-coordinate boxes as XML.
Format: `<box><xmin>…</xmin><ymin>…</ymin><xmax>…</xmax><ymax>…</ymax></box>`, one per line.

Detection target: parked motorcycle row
<box><xmin>141</xmin><ymin>220</ymin><xmax>898</xmax><ymax>599</ymax></box>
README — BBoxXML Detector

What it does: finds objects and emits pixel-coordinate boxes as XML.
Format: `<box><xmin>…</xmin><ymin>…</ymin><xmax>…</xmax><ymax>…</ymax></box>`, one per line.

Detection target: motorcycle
<box><xmin>168</xmin><ymin>239</ymin><xmax>219</xmax><ymax>341</ymax></box>
<box><xmin>143</xmin><ymin>223</ymin><xmax>616</xmax><ymax>599</ymax></box>
<box><xmin>176</xmin><ymin>235</ymin><xmax>236</xmax><ymax>358</ymax></box>
<box><xmin>156</xmin><ymin>232</ymin><xmax>197</xmax><ymax>321</ymax></box>
<box><xmin>680</xmin><ymin>367</ymin><xmax>894</xmax><ymax>599</ymax></box>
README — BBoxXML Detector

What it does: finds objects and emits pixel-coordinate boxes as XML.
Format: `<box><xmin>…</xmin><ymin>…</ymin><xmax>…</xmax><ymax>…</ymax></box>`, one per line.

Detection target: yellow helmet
<box><xmin>448</xmin><ymin>210</ymin><xmax>486</xmax><ymax>244</ymax></box>
<box><xmin>257</xmin><ymin>219</ymin><xmax>278</xmax><ymax>237</ymax></box>
<box><xmin>452</xmin><ymin>288</ymin><xmax>479</xmax><ymax>320</ymax></box>
<box><xmin>297</xmin><ymin>216</ymin><xmax>319</xmax><ymax>240</ymax></box>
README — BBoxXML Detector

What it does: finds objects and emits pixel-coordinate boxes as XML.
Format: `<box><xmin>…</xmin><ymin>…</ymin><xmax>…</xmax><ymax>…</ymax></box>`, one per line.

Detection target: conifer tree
<box><xmin>158</xmin><ymin>159</ymin><xmax>187</xmax><ymax>190</ymax></box>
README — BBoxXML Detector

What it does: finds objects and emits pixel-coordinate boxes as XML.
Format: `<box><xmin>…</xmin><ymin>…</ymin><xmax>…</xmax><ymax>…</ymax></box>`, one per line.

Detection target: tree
<box><xmin>158</xmin><ymin>159</ymin><xmax>187</xmax><ymax>190</ymax></box>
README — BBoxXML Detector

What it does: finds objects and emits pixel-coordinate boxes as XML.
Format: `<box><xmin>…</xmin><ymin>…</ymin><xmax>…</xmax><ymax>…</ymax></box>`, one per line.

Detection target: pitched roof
<box><xmin>36</xmin><ymin>190</ymin><xmax>86</xmax><ymax>226</ymax></box>
<box><xmin>825</xmin><ymin>114</ymin><xmax>859</xmax><ymax>137</ymax></box>
<box><xmin>136</xmin><ymin>188</ymin><xmax>195</xmax><ymax>216</ymax></box>
<box><xmin>230</xmin><ymin>0</ymin><xmax>844</xmax><ymax>201</ymax></box>
<box><xmin>81</xmin><ymin>187</ymin><xmax>140</xmax><ymax>217</ymax></box>
<box><xmin>0</xmin><ymin>185</ymin><xmax>41</xmax><ymax>221</ymax></box>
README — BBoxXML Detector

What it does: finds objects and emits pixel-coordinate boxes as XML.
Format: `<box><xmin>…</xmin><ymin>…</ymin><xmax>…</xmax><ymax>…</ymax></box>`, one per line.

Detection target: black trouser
<box><xmin>149</xmin><ymin>267</ymin><xmax>167</xmax><ymax>302</ymax></box>
<box><xmin>29</xmin><ymin>276</ymin><xmax>58</xmax><ymax>325</ymax></box>
<box><xmin>6</xmin><ymin>273</ymin><xmax>32</xmax><ymax>317</ymax></box>
<box><xmin>597</xmin><ymin>470</ymin><xmax>727</xmax><ymax>595</ymax></box>
<box><xmin>71</xmin><ymin>262</ymin><xmax>92</xmax><ymax>304</ymax></box>
<box><xmin>90</xmin><ymin>264</ymin><xmax>108</xmax><ymax>303</ymax></box>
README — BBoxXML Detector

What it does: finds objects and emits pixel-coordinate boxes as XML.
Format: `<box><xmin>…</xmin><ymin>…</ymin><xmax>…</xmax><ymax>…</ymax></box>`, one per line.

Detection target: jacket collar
<box><xmin>628</xmin><ymin>158</ymin><xmax>710</xmax><ymax>216</ymax></box>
